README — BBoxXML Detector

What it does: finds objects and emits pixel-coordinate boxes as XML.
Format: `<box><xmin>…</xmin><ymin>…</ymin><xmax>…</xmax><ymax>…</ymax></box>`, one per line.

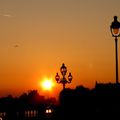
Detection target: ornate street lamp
<box><xmin>55</xmin><ymin>63</ymin><xmax>72</xmax><ymax>90</ymax></box>
<box><xmin>110</xmin><ymin>16</ymin><xmax>120</xmax><ymax>84</ymax></box>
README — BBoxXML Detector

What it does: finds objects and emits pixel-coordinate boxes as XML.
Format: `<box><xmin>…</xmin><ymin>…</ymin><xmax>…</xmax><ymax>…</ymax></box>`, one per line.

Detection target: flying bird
<box><xmin>13</xmin><ymin>44</ymin><xmax>19</xmax><ymax>48</ymax></box>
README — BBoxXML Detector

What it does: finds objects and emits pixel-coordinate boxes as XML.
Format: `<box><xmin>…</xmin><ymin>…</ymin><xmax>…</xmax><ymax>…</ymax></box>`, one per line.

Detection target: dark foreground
<box><xmin>1</xmin><ymin>83</ymin><xmax>120</xmax><ymax>120</ymax></box>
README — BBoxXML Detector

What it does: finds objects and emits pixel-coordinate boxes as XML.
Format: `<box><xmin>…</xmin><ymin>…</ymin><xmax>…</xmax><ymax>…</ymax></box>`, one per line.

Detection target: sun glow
<box><xmin>41</xmin><ymin>78</ymin><xmax>54</xmax><ymax>91</ymax></box>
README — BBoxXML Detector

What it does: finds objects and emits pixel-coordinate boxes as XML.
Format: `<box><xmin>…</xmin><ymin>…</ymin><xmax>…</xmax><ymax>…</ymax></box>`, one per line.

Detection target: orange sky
<box><xmin>0</xmin><ymin>0</ymin><xmax>120</xmax><ymax>98</ymax></box>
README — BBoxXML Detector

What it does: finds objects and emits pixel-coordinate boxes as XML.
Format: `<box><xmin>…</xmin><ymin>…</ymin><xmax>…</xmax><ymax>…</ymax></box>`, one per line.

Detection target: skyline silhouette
<box><xmin>0</xmin><ymin>83</ymin><xmax>120</xmax><ymax>120</ymax></box>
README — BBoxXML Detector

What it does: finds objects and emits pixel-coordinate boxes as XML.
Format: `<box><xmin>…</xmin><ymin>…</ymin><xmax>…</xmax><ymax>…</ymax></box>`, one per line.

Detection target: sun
<box><xmin>41</xmin><ymin>78</ymin><xmax>54</xmax><ymax>91</ymax></box>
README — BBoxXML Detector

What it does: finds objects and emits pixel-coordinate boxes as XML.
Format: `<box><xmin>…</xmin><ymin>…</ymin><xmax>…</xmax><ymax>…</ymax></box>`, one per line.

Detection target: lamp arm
<box><xmin>67</xmin><ymin>81</ymin><xmax>71</xmax><ymax>83</ymax></box>
<box><xmin>57</xmin><ymin>80</ymin><xmax>61</xmax><ymax>84</ymax></box>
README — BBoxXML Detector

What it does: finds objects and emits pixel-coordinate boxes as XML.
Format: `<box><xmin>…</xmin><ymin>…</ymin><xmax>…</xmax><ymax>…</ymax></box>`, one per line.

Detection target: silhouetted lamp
<box><xmin>60</xmin><ymin>63</ymin><xmax>67</xmax><ymax>76</ymax></box>
<box><xmin>55</xmin><ymin>63</ymin><xmax>72</xmax><ymax>90</ymax></box>
<box><xmin>110</xmin><ymin>16</ymin><xmax>120</xmax><ymax>84</ymax></box>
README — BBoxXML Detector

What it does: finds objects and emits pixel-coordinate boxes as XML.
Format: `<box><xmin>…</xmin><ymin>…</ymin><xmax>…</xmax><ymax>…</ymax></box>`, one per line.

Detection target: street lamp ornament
<box><xmin>110</xmin><ymin>16</ymin><xmax>120</xmax><ymax>37</ymax></box>
<box><xmin>110</xmin><ymin>16</ymin><xmax>120</xmax><ymax>84</ymax></box>
<box><xmin>55</xmin><ymin>63</ymin><xmax>73</xmax><ymax>90</ymax></box>
<box><xmin>60</xmin><ymin>63</ymin><xmax>67</xmax><ymax>76</ymax></box>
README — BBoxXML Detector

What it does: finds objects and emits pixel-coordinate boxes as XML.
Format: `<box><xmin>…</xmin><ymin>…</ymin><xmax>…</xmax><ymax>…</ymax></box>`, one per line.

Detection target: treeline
<box><xmin>0</xmin><ymin>90</ymin><xmax>57</xmax><ymax>111</ymax></box>
<box><xmin>0</xmin><ymin>90</ymin><xmax>57</xmax><ymax>120</ymax></box>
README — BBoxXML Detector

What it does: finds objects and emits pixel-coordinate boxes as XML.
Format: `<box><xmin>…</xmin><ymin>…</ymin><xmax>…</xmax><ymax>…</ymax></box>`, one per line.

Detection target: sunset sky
<box><xmin>0</xmin><ymin>0</ymin><xmax>120</xmax><ymax>98</ymax></box>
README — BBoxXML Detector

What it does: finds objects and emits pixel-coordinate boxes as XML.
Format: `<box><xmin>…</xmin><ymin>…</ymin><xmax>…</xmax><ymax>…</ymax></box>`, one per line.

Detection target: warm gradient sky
<box><xmin>0</xmin><ymin>0</ymin><xmax>120</xmax><ymax>98</ymax></box>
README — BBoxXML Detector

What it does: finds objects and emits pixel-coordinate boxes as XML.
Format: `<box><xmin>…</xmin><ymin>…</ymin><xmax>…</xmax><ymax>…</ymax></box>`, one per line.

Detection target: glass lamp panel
<box><xmin>60</xmin><ymin>64</ymin><xmax>67</xmax><ymax>76</ymax></box>
<box><xmin>112</xmin><ymin>28</ymin><xmax>120</xmax><ymax>36</ymax></box>
<box><xmin>68</xmin><ymin>73</ymin><xmax>72</xmax><ymax>82</ymax></box>
<box><xmin>55</xmin><ymin>73</ymin><xmax>60</xmax><ymax>82</ymax></box>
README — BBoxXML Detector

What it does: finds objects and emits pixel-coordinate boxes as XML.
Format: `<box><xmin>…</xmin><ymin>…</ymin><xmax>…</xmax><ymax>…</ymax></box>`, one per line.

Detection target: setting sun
<box><xmin>41</xmin><ymin>78</ymin><xmax>54</xmax><ymax>91</ymax></box>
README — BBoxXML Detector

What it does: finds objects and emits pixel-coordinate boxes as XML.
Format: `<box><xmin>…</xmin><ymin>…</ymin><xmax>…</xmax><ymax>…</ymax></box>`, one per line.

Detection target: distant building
<box><xmin>95</xmin><ymin>81</ymin><xmax>120</xmax><ymax>95</ymax></box>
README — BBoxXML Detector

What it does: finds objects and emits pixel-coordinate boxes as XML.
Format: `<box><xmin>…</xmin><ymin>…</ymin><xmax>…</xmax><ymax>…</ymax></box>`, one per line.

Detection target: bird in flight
<box><xmin>13</xmin><ymin>44</ymin><xmax>19</xmax><ymax>48</ymax></box>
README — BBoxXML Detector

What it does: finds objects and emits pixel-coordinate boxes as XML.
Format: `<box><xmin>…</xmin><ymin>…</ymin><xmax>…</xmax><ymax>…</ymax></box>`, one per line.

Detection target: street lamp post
<box><xmin>110</xmin><ymin>16</ymin><xmax>120</xmax><ymax>84</ymax></box>
<box><xmin>55</xmin><ymin>63</ymin><xmax>73</xmax><ymax>90</ymax></box>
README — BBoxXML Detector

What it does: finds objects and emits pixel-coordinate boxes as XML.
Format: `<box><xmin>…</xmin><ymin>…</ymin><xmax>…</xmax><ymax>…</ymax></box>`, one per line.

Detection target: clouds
<box><xmin>0</xmin><ymin>13</ymin><xmax>13</xmax><ymax>18</ymax></box>
<box><xmin>3</xmin><ymin>14</ymin><xmax>12</xmax><ymax>17</ymax></box>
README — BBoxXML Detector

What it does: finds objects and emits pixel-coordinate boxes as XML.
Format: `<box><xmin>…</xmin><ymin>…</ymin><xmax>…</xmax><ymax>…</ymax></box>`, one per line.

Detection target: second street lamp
<box><xmin>55</xmin><ymin>63</ymin><xmax>73</xmax><ymax>90</ymax></box>
<box><xmin>110</xmin><ymin>16</ymin><xmax>120</xmax><ymax>84</ymax></box>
